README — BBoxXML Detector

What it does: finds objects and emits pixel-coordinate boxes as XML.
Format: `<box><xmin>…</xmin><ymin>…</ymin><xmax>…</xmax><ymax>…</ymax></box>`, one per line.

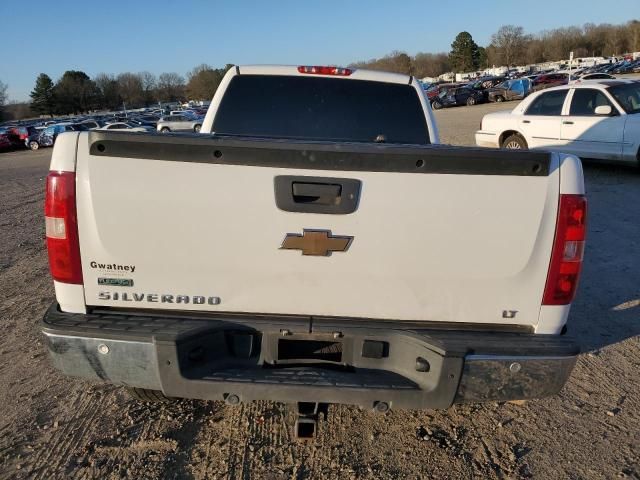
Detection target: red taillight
<box><xmin>542</xmin><ymin>194</ymin><xmax>587</xmax><ymax>305</ymax></box>
<box><xmin>297</xmin><ymin>65</ymin><xmax>353</xmax><ymax>76</ymax></box>
<box><xmin>45</xmin><ymin>171</ymin><xmax>83</xmax><ymax>284</ymax></box>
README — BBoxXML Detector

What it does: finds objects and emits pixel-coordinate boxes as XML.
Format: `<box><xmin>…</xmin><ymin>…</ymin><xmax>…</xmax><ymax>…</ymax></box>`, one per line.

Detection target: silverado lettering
<box><xmin>98</xmin><ymin>292</ymin><xmax>221</xmax><ymax>305</ymax></box>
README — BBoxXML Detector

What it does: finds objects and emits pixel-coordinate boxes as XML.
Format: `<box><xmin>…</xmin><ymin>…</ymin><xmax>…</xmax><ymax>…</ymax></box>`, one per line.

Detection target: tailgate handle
<box><xmin>292</xmin><ymin>182</ymin><xmax>341</xmax><ymax>205</ymax></box>
<box><xmin>274</xmin><ymin>176</ymin><xmax>361</xmax><ymax>214</ymax></box>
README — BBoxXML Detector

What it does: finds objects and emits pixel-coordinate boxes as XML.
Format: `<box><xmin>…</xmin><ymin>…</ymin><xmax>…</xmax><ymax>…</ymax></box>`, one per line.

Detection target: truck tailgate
<box><xmin>75</xmin><ymin>132</ymin><xmax>559</xmax><ymax>330</ymax></box>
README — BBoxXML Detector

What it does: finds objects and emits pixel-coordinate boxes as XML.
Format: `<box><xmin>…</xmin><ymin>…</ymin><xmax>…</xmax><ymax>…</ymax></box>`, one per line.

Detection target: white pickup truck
<box><xmin>42</xmin><ymin>65</ymin><xmax>586</xmax><ymax>421</ymax></box>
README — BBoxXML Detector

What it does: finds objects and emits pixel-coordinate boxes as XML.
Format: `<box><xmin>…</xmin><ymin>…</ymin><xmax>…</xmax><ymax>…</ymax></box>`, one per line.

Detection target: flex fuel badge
<box><xmin>98</xmin><ymin>278</ymin><xmax>134</xmax><ymax>287</ymax></box>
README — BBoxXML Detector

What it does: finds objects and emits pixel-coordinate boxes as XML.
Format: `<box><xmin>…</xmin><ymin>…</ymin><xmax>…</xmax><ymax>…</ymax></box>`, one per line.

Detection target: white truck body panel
<box><xmin>53</xmin><ymin>281</ymin><xmax>86</xmax><ymax>314</ymax></box>
<box><xmin>72</xmin><ymin>130</ymin><xmax>563</xmax><ymax>330</ymax></box>
<box><xmin>49</xmin><ymin>132</ymin><xmax>79</xmax><ymax>172</ymax></box>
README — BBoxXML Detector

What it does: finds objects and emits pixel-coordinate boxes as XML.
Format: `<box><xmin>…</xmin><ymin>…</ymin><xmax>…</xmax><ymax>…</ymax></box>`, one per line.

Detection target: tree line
<box><xmin>28</xmin><ymin>64</ymin><xmax>234</xmax><ymax>117</ymax></box>
<box><xmin>3</xmin><ymin>18</ymin><xmax>639</xmax><ymax>121</ymax></box>
<box><xmin>351</xmin><ymin>19</ymin><xmax>640</xmax><ymax>77</ymax></box>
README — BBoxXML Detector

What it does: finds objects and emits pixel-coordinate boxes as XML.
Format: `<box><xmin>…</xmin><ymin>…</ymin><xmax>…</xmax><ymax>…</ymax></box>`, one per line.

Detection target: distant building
<box><xmin>482</xmin><ymin>66</ymin><xmax>508</xmax><ymax>77</ymax></box>
<box><xmin>455</xmin><ymin>72</ymin><xmax>477</xmax><ymax>82</ymax></box>
<box><xmin>429</xmin><ymin>52</ymin><xmax>636</xmax><ymax>84</ymax></box>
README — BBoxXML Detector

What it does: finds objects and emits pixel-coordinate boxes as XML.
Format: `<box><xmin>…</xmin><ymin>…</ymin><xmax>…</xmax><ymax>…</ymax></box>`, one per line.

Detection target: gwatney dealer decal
<box><xmin>90</xmin><ymin>261</ymin><xmax>136</xmax><ymax>273</ymax></box>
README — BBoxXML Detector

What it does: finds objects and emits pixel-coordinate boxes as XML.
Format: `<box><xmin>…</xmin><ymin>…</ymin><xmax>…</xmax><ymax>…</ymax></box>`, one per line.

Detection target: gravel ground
<box><xmin>0</xmin><ymin>106</ymin><xmax>638</xmax><ymax>479</ymax></box>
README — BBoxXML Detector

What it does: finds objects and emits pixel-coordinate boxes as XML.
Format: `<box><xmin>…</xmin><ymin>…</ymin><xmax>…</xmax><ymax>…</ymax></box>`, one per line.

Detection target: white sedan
<box><xmin>571</xmin><ymin>73</ymin><xmax>616</xmax><ymax>82</ymax></box>
<box><xmin>475</xmin><ymin>80</ymin><xmax>640</xmax><ymax>165</ymax></box>
<box><xmin>96</xmin><ymin>122</ymin><xmax>152</xmax><ymax>132</ymax></box>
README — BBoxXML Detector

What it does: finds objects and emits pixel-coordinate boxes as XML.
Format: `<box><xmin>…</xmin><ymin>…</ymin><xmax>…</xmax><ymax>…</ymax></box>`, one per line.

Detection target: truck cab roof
<box><xmin>236</xmin><ymin>64</ymin><xmax>413</xmax><ymax>85</ymax></box>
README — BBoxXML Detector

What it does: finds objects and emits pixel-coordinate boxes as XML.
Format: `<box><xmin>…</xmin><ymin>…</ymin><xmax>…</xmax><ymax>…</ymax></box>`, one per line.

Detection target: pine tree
<box><xmin>53</xmin><ymin>71</ymin><xmax>99</xmax><ymax>114</ymax></box>
<box><xmin>30</xmin><ymin>74</ymin><xmax>55</xmax><ymax>117</ymax></box>
<box><xmin>449</xmin><ymin>32</ymin><xmax>480</xmax><ymax>72</ymax></box>
<box><xmin>477</xmin><ymin>46</ymin><xmax>488</xmax><ymax>69</ymax></box>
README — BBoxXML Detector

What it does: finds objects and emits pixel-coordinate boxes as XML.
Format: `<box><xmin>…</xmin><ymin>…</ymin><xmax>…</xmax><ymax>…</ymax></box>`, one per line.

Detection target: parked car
<box><xmin>424</xmin><ymin>84</ymin><xmax>441</xmax><ymax>101</ymax></box>
<box><xmin>599</xmin><ymin>63</ymin><xmax>619</xmax><ymax>73</ymax></box>
<box><xmin>156</xmin><ymin>114</ymin><xmax>203</xmax><ymax>133</ymax></box>
<box><xmin>8</xmin><ymin>125</ymin><xmax>39</xmax><ymax>145</ymax></box>
<box><xmin>431</xmin><ymin>86</ymin><xmax>484</xmax><ymax>109</ymax></box>
<box><xmin>486</xmin><ymin>78</ymin><xmax>532</xmax><ymax>103</ymax></box>
<box><xmin>469</xmin><ymin>76</ymin><xmax>506</xmax><ymax>91</ymax></box>
<box><xmin>560</xmin><ymin>68</ymin><xmax>585</xmax><ymax>77</ymax></box>
<box><xmin>475</xmin><ymin>80</ymin><xmax>640</xmax><ymax>165</ymax></box>
<box><xmin>467</xmin><ymin>76</ymin><xmax>507</xmax><ymax>102</ymax></box>
<box><xmin>127</xmin><ymin>118</ymin><xmax>157</xmax><ymax>128</ymax></box>
<box><xmin>26</xmin><ymin>123</ymin><xmax>88</xmax><ymax>150</ymax></box>
<box><xmin>612</xmin><ymin>60</ymin><xmax>640</xmax><ymax>74</ymax></box>
<box><xmin>571</xmin><ymin>73</ymin><xmax>616</xmax><ymax>82</ymax></box>
<box><xmin>78</xmin><ymin>120</ymin><xmax>102</xmax><ymax>130</ymax></box>
<box><xmin>532</xmin><ymin>73</ymin><xmax>569</xmax><ymax>91</ymax></box>
<box><xmin>105</xmin><ymin>115</ymin><xmax>128</xmax><ymax>124</ymax></box>
<box><xmin>424</xmin><ymin>83</ymin><xmax>461</xmax><ymax>102</ymax></box>
<box><xmin>0</xmin><ymin>126</ymin><xmax>21</xmax><ymax>147</ymax></box>
<box><xmin>0</xmin><ymin>134</ymin><xmax>13</xmax><ymax>151</ymax></box>
<box><xmin>134</xmin><ymin>114</ymin><xmax>160</xmax><ymax>124</ymax></box>
<box><xmin>25</xmin><ymin>130</ymin><xmax>43</xmax><ymax>150</ymax></box>
<box><xmin>96</xmin><ymin>122</ymin><xmax>152</xmax><ymax>132</ymax></box>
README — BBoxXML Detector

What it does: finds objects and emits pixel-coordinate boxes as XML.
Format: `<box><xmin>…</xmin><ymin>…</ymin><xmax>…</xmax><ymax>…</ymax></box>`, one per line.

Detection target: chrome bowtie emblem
<box><xmin>280</xmin><ymin>230</ymin><xmax>352</xmax><ymax>256</ymax></box>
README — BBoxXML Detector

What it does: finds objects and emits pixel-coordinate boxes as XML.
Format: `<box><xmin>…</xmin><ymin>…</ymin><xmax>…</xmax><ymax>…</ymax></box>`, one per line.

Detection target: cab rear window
<box><xmin>212</xmin><ymin>75</ymin><xmax>430</xmax><ymax>144</ymax></box>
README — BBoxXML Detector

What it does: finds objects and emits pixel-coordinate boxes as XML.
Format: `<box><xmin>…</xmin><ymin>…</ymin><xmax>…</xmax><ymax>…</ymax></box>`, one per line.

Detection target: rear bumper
<box><xmin>42</xmin><ymin>303</ymin><xmax>578</xmax><ymax>410</ymax></box>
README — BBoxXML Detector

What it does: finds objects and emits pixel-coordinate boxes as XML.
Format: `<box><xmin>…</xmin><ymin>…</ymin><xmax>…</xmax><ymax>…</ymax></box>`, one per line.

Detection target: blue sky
<box><xmin>2</xmin><ymin>0</ymin><xmax>637</xmax><ymax>101</ymax></box>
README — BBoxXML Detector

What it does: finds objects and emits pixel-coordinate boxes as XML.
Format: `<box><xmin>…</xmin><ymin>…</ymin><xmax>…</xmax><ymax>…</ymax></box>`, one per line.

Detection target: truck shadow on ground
<box><xmin>569</xmin><ymin>163</ymin><xmax>640</xmax><ymax>351</ymax></box>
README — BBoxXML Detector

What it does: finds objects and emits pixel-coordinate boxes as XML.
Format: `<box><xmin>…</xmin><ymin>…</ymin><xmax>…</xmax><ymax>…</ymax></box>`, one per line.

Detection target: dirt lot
<box><xmin>0</xmin><ymin>105</ymin><xmax>638</xmax><ymax>480</ymax></box>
